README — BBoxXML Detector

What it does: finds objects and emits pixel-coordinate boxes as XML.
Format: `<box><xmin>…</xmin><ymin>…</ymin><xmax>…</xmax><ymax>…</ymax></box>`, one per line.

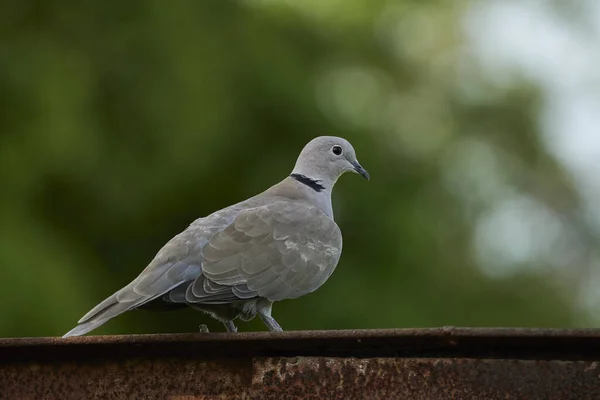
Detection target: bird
<box><xmin>63</xmin><ymin>136</ymin><xmax>369</xmax><ymax>337</ymax></box>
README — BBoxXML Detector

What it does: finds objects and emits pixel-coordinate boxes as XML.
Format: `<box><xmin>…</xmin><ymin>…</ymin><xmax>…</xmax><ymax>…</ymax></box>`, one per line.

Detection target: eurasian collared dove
<box><xmin>63</xmin><ymin>136</ymin><xmax>369</xmax><ymax>337</ymax></box>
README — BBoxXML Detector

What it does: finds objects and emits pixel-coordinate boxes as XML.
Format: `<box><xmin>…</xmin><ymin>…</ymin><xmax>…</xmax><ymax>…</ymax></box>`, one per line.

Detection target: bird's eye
<box><xmin>332</xmin><ymin>145</ymin><xmax>343</xmax><ymax>155</ymax></box>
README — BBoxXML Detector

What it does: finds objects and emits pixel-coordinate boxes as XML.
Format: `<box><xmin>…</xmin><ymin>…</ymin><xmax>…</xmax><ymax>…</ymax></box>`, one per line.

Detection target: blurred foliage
<box><xmin>0</xmin><ymin>0</ymin><xmax>594</xmax><ymax>337</ymax></box>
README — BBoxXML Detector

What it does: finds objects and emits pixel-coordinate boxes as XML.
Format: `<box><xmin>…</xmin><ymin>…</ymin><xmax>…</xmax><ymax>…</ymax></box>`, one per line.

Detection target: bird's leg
<box><xmin>260</xmin><ymin>314</ymin><xmax>283</xmax><ymax>332</ymax></box>
<box><xmin>257</xmin><ymin>301</ymin><xmax>283</xmax><ymax>332</ymax></box>
<box><xmin>198</xmin><ymin>324</ymin><xmax>210</xmax><ymax>333</ymax></box>
<box><xmin>223</xmin><ymin>321</ymin><xmax>238</xmax><ymax>333</ymax></box>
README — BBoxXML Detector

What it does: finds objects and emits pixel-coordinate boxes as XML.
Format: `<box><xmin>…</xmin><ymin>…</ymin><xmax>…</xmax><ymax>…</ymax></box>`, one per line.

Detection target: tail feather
<box><xmin>63</xmin><ymin>282</ymin><xmax>189</xmax><ymax>338</ymax></box>
<box><xmin>77</xmin><ymin>294</ymin><xmax>120</xmax><ymax>324</ymax></box>
<box><xmin>63</xmin><ymin>316</ymin><xmax>114</xmax><ymax>338</ymax></box>
<box><xmin>63</xmin><ymin>298</ymin><xmax>136</xmax><ymax>338</ymax></box>
<box><xmin>64</xmin><ymin>281</ymin><xmax>152</xmax><ymax>337</ymax></box>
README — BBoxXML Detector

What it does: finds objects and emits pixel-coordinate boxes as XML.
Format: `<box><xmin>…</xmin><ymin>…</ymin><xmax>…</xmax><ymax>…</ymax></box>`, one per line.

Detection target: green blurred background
<box><xmin>2</xmin><ymin>0</ymin><xmax>600</xmax><ymax>337</ymax></box>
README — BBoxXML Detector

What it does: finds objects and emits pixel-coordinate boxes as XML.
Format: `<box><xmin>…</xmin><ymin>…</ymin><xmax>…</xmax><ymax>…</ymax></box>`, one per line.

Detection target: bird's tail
<box><xmin>63</xmin><ymin>263</ymin><xmax>192</xmax><ymax>337</ymax></box>
<box><xmin>63</xmin><ymin>296</ymin><xmax>127</xmax><ymax>337</ymax></box>
<box><xmin>62</xmin><ymin>281</ymin><xmax>164</xmax><ymax>337</ymax></box>
<box><xmin>62</xmin><ymin>280</ymin><xmax>186</xmax><ymax>338</ymax></box>
<box><xmin>63</xmin><ymin>292</ymin><xmax>138</xmax><ymax>337</ymax></box>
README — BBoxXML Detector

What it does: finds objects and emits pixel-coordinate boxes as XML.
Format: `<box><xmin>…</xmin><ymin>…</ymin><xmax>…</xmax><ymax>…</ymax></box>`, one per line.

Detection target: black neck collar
<box><xmin>290</xmin><ymin>173</ymin><xmax>325</xmax><ymax>192</ymax></box>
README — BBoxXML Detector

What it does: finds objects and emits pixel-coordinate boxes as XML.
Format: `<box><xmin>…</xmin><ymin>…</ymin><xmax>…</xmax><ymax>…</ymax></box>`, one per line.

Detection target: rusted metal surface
<box><xmin>2</xmin><ymin>328</ymin><xmax>600</xmax><ymax>399</ymax></box>
<box><xmin>254</xmin><ymin>358</ymin><xmax>600</xmax><ymax>400</ymax></box>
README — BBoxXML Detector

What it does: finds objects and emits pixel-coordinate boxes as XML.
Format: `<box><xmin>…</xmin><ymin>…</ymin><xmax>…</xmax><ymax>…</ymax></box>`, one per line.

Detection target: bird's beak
<box><xmin>352</xmin><ymin>161</ymin><xmax>370</xmax><ymax>180</ymax></box>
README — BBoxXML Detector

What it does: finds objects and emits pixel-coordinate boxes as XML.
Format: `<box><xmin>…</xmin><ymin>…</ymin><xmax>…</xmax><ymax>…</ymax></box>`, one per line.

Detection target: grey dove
<box><xmin>63</xmin><ymin>136</ymin><xmax>369</xmax><ymax>337</ymax></box>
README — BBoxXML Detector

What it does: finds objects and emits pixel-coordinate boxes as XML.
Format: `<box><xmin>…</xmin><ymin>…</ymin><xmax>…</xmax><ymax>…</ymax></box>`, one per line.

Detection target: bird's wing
<box><xmin>186</xmin><ymin>200</ymin><xmax>342</xmax><ymax>303</ymax></box>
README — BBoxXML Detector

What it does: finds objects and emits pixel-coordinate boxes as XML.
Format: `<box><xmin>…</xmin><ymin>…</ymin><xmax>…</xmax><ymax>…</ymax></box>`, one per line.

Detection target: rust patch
<box><xmin>0</xmin><ymin>358</ymin><xmax>250</xmax><ymax>400</ymax></box>
<box><xmin>252</xmin><ymin>357</ymin><xmax>600</xmax><ymax>400</ymax></box>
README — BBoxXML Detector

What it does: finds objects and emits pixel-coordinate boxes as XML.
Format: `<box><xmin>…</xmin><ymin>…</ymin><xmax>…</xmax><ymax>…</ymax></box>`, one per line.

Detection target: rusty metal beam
<box><xmin>1</xmin><ymin>328</ymin><xmax>600</xmax><ymax>399</ymax></box>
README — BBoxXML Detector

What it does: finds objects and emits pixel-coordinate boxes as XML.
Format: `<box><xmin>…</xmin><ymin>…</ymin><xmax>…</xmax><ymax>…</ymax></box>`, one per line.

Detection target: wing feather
<box><xmin>198</xmin><ymin>201</ymin><xmax>342</xmax><ymax>302</ymax></box>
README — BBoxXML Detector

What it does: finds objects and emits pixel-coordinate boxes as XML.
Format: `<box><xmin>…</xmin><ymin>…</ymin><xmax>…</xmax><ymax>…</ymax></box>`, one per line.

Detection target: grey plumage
<box><xmin>63</xmin><ymin>136</ymin><xmax>369</xmax><ymax>337</ymax></box>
